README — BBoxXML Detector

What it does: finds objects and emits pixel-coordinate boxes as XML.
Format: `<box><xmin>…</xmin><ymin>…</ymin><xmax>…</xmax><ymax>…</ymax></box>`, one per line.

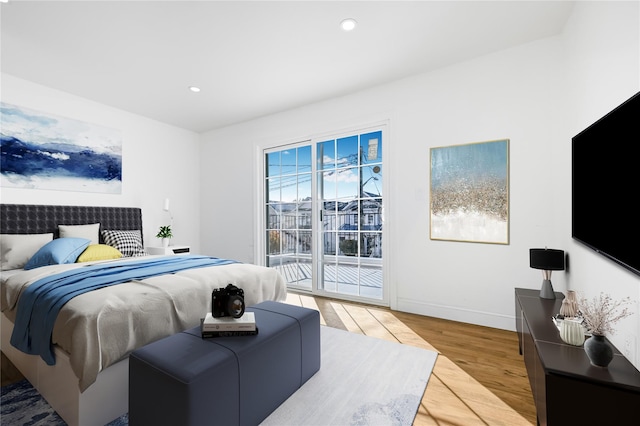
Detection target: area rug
<box><xmin>261</xmin><ymin>326</ymin><xmax>438</xmax><ymax>425</ymax></box>
<box><xmin>1</xmin><ymin>326</ymin><xmax>437</xmax><ymax>426</ymax></box>
<box><xmin>0</xmin><ymin>379</ymin><xmax>64</xmax><ymax>425</ymax></box>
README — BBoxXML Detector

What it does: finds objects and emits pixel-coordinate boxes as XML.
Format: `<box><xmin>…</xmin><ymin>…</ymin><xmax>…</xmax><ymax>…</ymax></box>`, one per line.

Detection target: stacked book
<box><xmin>201</xmin><ymin>312</ymin><xmax>258</xmax><ymax>338</ymax></box>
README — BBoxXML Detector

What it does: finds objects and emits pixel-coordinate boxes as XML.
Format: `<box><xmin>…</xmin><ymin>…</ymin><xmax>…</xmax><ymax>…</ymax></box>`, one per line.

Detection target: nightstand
<box><xmin>146</xmin><ymin>245</ymin><xmax>190</xmax><ymax>255</ymax></box>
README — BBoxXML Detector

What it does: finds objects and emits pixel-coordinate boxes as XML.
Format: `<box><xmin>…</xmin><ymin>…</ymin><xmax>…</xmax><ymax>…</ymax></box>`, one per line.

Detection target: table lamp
<box><xmin>529</xmin><ymin>248</ymin><xmax>565</xmax><ymax>299</ymax></box>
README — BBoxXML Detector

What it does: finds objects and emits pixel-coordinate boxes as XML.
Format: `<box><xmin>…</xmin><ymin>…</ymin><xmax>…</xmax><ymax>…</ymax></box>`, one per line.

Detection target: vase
<box><xmin>584</xmin><ymin>334</ymin><xmax>614</xmax><ymax>367</ymax></box>
<box><xmin>560</xmin><ymin>319</ymin><xmax>585</xmax><ymax>346</ymax></box>
<box><xmin>559</xmin><ymin>290</ymin><xmax>578</xmax><ymax>318</ymax></box>
<box><xmin>162</xmin><ymin>238</ymin><xmax>170</xmax><ymax>248</ymax></box>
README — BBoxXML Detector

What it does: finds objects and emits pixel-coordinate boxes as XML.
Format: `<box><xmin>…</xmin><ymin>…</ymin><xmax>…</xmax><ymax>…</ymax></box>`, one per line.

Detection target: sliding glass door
<box><xmin>265</xmin><ymin>145</ymin><xmax>313</xmax><ymax>289</ymax></box>
<box><xmin>317</xmin><ymin>130</ymin><xmax>383</xmax><ymax>299</ymax></box>
<box><xmin>264</xmin><ymin>126</ymin><xmax>385</xmax><ymax>303</ymax></box>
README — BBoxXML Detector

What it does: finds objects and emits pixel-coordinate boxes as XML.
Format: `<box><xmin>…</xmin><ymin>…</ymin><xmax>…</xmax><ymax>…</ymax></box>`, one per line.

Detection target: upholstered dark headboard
<box><xmin>0</xmin><ymin>204</ymin><xmax>144</xmax><ymax>244</ymax></box>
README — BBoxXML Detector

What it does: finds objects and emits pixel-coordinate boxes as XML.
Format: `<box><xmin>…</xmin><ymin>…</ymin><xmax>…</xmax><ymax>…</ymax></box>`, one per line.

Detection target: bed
<box><xmin>0</xmin><ymin>204</ymin><xmax>287</xmax><ymax>426</ymax></box>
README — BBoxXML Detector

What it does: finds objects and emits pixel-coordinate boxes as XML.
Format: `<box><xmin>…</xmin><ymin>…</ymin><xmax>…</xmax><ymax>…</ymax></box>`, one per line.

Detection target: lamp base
<box><xmin>539</xmin><ymin>279</ymin><xmax>556</xmax><ymax>299</ymax></box>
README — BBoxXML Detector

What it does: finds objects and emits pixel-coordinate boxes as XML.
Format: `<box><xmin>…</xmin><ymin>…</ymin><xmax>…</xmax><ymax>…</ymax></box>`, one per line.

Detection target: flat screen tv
<box><xmin>572</xmin><ymin>90</ymin><xmax>640</xmax><ymax>277</ymax></box>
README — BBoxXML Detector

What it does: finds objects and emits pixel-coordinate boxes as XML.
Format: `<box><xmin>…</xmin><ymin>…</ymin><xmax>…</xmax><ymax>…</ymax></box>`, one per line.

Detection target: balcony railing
<box><xmin>269</xmin><ymin>254</ymin><xmax>382</xmax><ymax>299</ymax></box>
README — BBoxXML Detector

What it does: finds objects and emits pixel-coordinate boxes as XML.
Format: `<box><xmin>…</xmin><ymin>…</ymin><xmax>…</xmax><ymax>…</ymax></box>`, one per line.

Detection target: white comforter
<box><xmin>1</xmin><ymin>256</ymin><xmax>287</xmax><ymax>391</ymax></box>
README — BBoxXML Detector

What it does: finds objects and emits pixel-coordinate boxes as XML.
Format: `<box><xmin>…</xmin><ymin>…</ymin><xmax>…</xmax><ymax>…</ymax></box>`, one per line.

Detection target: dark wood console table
<box><xmin>515</xmin><ymin>288</ymin><xmax>640</xmax><ymax>425</ymax></box>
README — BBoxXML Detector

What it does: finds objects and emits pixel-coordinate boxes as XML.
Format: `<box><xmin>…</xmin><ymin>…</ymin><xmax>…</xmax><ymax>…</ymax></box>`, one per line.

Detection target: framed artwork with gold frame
<box><xmin>430</xmin><ymin>139</ymin><xmax>509</xmax><ymax>244</ymax></box>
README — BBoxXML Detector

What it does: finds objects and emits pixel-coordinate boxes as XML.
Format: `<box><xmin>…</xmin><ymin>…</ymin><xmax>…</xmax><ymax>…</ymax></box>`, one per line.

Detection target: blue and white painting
<box><xmin>430</xmin><ymin>139</ymin><xmax>509</xmax><ymax>244</ymax></box>
<box><xmin>0</xmin><ymin>102</ymin><xmax>122</xmax><ymax>193</ymax></box>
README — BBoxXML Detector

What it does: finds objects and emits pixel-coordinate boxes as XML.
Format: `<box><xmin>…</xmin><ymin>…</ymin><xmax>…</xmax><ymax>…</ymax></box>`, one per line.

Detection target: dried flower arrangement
<box><xmin>578</xmin><ymin>292</ymin><xmax>633</xmax><ymax>336</ymax></box>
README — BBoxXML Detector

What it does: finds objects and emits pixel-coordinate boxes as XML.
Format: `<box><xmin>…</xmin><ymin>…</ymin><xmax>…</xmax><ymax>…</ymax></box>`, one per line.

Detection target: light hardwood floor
<box><xmin>2</xmin><ymin>294</ymin><xmax>536</xmax><ymax>425</ymax></box>
<box><xmin>285</xmin><ymin>293</ymin><xmax>536</xmax><ymax>425</ymax></box>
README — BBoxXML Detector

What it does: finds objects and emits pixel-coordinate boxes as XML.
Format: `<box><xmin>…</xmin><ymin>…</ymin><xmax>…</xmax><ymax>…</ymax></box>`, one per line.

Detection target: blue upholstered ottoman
<box><xmin>128</xmin><ymin>301</ymin><xmax>320</xmax><ymax>426</ymax></box>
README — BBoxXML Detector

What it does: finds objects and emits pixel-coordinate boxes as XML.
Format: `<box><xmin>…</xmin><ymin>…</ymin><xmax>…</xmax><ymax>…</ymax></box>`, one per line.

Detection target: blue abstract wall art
<box><xmin>0</xmin><ymin>102</ymin><xmax>122</xmax><ymax>193</ymax></box>
<box><xmin>430</xmin><ymin>139</ymin><xmax>509</xmax><ymax>244</ymax></box>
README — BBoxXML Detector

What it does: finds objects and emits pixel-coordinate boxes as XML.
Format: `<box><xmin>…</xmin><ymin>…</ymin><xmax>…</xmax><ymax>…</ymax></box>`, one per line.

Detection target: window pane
<box><xmin>282</xmin><ymin>230</ymin><xmax>296</xmax><ymax>254</ymax></box>
<box><xmin>336</xmin><ymin>262</ymin><xmax>359</xmax><ymax>296</ymax></box>
<box><xmin>361</xmin><ymin>165</ymin><xmax>382</xmax><ymax>197</ymax></box>
<box><xmin>282</xmin><ymin>203</ymin><xmax>296</xmax><ymax>229</ymax></box>
<box><xmin>267</xmin><ymin>177</ymin><xmax>281</xmax><ymax>203</ymax></box>
<box><xmin>320</xmin><ymin>170</ymin><xmax>336</xmax><ymax>200</ymax></box>
<box><xmin>322</xmin><ymin>201</ymin><xmax>336</xmax><ymax>231</ymax></box>
<box><xmin>298</xmin><ymin>231</ymin><xmax>312</xmax><ymax>254</ymax></box>
<box><xmin>361</xmin><ymin>198</ymin><xmax>382</xmax><ymax>230</ymax></box>
<box><xmin>278</xmin><ymin>175</ymin><xmax>298</xmax><ymax>202</ymax></box>
<box><xmin>298</xmin><ymin>146</ymin><xmax>311</xmax><ymax>174</ymax></box>
<box><xmin>335</xmin><ymin>168</ymin><xmax>358</xmax><ymax>199</ymax></box>
<box><xmin>266</xmin><ymin>205</ymin><xmax>281</xmax><ymax>229</ymax></box>
<box><xmin>338</xmin><ymin>233</ymin><xmax>358</xmax><ymax>256</ymax></box>
<box><xmin>317</xmin><ymin>140</ymin><xmax>335</xmax><ymax>170</ymax></box>
<box><xmin>321</xmin><ymin>261</ymin><xmax>337</xmax><ymax>292</ymax></box>
<box><xmin>267</xmin><ymin>230</ymin><xmax>281</xmax><ymax>255</ymax></box>
<box><xmin>281</xmin><ymin>149</ymin><xmax>296</xmax><ymax>175</ymax></box>
<box><xmin>297</xmin><ymin>201</ymin><xmax>312</xmax><ymax>229</ymax></box>
<box><xmin>361</xmin><ymin>232</ymin><xmax>382</xmax><ymax>258</ymax></box>
<box><xmin>360</xmin><ymin>131</ymin><xmax>382</xmax><ymax>163</ymax></box>
<box><xmin>337</xmin><ymin>135</ymin><xmax>358</xmax><ymax>168</ymax></box>
<box><xmin>323</xmin><ymin>232</ymin><xmax>336</xmax><ymax>255</ymax></box>
<box><xmin>298</xmin><ymin>174</ymin><xmax>311</xmax><ymax>201</ymax></box>
<box><xmin>337</xmin><ymin>202</ymin><xmax>358</xmax><ymax>231</ymax></box>
<box><xmin>266</xmin><ymin>254</ymin><xmax>281</xmax><ymax>268</ymax></box>
<box><xmin>266</xmin><ymin>151</ymin><xmax>280</xmax><ymax>177</ymax></box>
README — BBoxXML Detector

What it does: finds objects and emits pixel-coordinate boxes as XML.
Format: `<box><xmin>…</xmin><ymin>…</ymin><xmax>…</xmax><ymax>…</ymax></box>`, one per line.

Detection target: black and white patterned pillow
<box><xmin>101</xmin><ymin>229</ymin><xmax>147</xmax><ymax>257</ymax></box>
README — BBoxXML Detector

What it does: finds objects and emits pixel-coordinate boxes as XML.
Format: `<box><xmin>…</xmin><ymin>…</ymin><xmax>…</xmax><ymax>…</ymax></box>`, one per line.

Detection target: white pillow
<box><xmin>0</xmin><ymin>233</ymin><xmax>54</xmax><ymax>270</ymax></box>
<box><xmin>59</xmin><ymin>223</ymin><xmax>100</xmax><ymax>245</ymax></box>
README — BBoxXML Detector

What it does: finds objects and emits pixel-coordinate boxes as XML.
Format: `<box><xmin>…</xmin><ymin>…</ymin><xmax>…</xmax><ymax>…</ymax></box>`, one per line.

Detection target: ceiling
<box><xmin>1</xmin><ymin>1</ymin><xmax>575</xmax><ymax>133</ymax></box>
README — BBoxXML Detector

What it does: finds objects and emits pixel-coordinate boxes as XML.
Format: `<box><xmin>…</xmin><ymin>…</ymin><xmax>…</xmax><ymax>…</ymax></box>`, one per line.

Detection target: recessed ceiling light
<box><xmin>188</xmin><ymin>86</ymin><xmax>201</xmax><ymax>93</ymax></box>
<box><xmin>340</xmin><ymin>18</ymin><xmax>357</xmax><ymax>32</ymax></box>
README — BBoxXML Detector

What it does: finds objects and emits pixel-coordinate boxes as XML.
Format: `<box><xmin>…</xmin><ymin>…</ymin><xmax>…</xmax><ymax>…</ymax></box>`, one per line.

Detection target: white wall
<box><xmin>561</xmin><ymin>1</ymin><xmax>640</xmax><ymax>364</ymax></box>
<box><xmin>200</xmin><ymin>1</ymin><xmax>640</xmax><ymax>368</ymax></box>
<box><xmin>201</xmin><ymin>33</ymin><xmax>568</xmax><ymax>326</ymax></box>
<box><xmin>0</xmin><ymin>74</ymin><xmax>203</xmax><ymax>252</ymax></box>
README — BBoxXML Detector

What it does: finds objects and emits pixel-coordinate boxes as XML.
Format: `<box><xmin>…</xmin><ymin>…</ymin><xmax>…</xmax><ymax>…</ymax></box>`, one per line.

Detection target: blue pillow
<box><xmin>24</xmin><ymin>238</ymin><xmax>91</xmax><ymax>270</ymax></box>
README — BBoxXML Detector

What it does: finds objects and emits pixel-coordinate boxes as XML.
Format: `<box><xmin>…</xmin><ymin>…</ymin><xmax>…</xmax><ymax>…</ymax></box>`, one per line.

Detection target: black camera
<box><xmin>212</xmin><ymin>284</ymin><xmax>245</xmax><ymax>318</ymax></box>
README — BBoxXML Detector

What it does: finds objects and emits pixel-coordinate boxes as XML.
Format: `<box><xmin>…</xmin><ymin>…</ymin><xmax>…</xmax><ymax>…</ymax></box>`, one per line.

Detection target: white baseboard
<box><xmin>396</xmin><ymin>298</ymin><xmax>516</xmax><ymax>331</ymax></box>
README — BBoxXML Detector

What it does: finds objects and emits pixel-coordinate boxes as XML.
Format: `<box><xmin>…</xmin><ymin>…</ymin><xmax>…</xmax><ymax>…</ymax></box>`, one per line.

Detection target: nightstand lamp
<box><xmin>530</xmin><ymin>248</ymin><xmax>565</xmax><ymax>299</ymax></box>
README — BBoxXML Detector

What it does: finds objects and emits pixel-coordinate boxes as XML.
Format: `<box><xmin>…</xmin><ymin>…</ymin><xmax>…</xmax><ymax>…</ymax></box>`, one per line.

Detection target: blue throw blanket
<box><xmin>10</xmin><ymin>255</ymin><xmax>237</xmax><ymax>365</ymax></box>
